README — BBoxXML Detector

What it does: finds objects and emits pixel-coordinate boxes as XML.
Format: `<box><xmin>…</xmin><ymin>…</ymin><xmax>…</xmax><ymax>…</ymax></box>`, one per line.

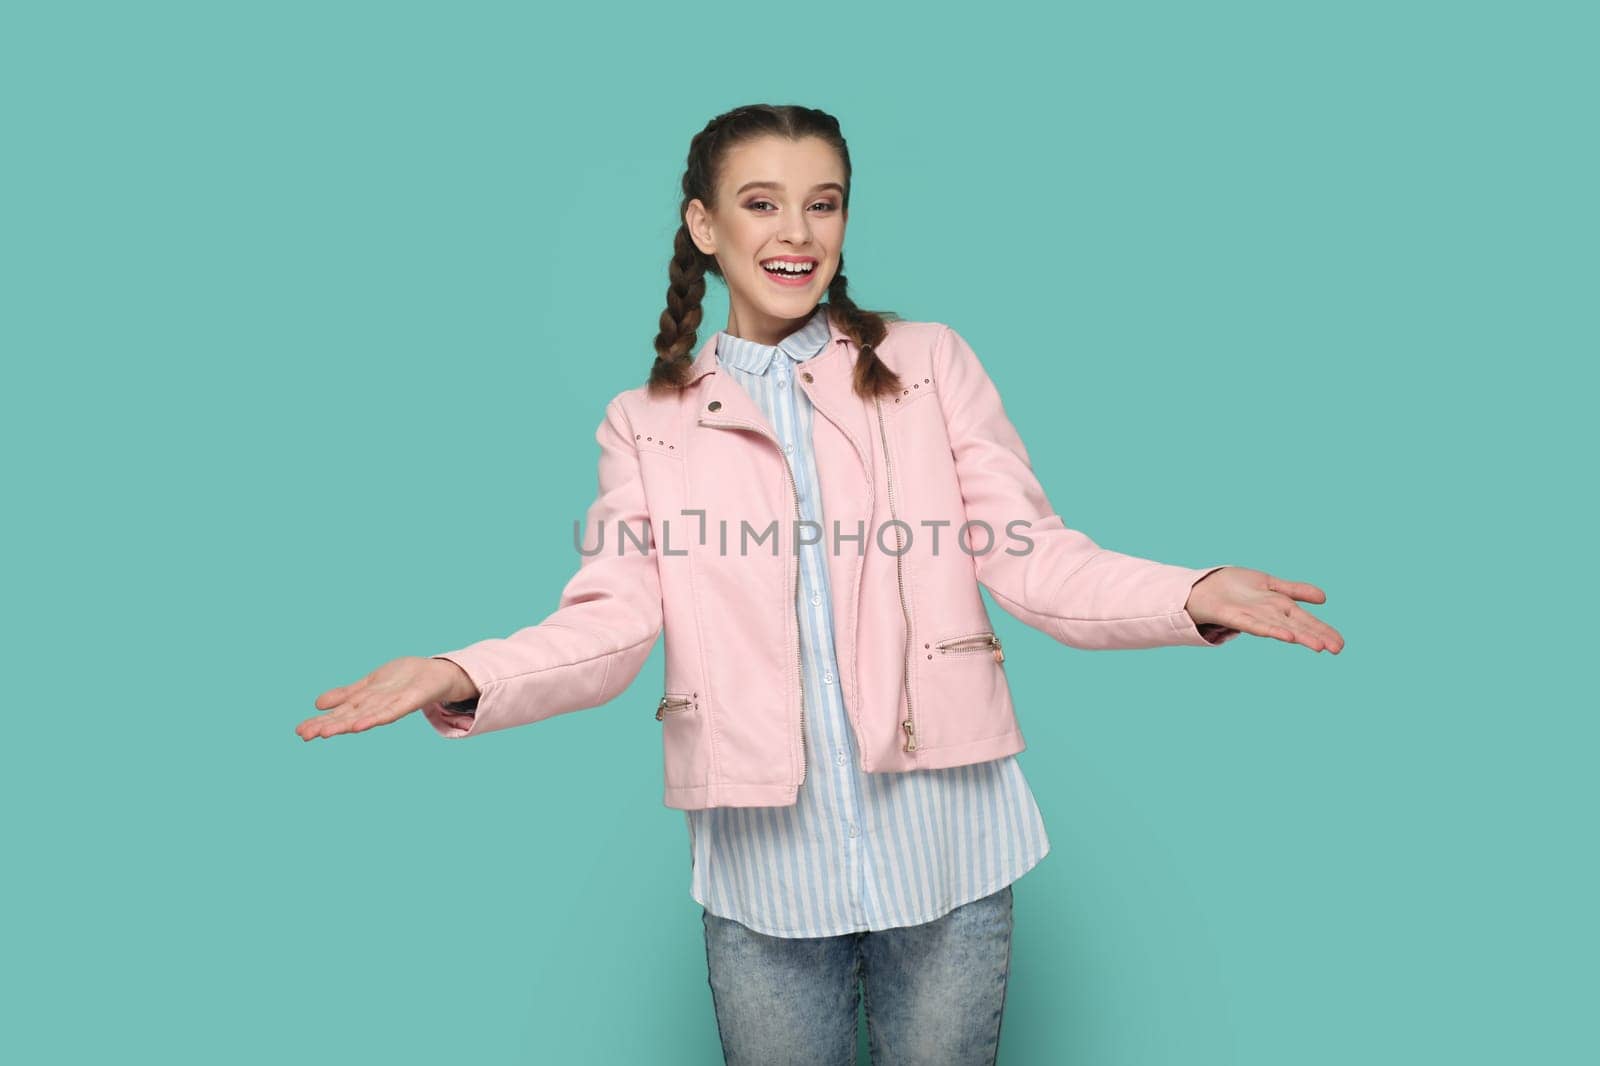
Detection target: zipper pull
<box><xmin>657</xmin><ymin>694</ymin><xmax>695</xmax><ymax>720</ymax></box>
<box><xmin>902</xmin><ymin>719</ymin><xmax>918</xmax><ymax>751</ymax></box>
<box><xmin>992</xmin><ymin>636</ymin><xmax>1005</xmax><ymax>664</ymax></box>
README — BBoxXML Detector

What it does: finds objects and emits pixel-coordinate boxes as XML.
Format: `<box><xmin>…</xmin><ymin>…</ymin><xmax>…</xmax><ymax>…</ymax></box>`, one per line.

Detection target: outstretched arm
<box><xmin>296</xmin><ymin>397</ymin><xmax>664</xmax><ymax>742</ymax></box>
<box><xmin>418</xmin><ymin>397</ymin><xmax>665</xmax><ymax>737</ymax></box>
<box><xmin>935</xmin><ymin>323</ymin><xmax>1340</xmax><ymax>653</ymax></box>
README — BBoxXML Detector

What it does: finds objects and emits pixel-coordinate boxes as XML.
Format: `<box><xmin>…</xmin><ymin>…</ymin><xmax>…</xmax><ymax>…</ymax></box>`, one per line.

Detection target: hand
<box><xmin>1184</xmin><ymin>567</ymin><xmax>1344</xmax><ymax>653</ymax></box>
<box><xmin>297</xmin><ymin>656</ymin><xmax>477</xmax><ymax>740</ymax></box>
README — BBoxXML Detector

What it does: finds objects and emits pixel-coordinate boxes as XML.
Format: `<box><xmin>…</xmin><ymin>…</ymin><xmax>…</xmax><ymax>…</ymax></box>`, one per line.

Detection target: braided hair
<box><xmin>648</xmin><ymin>104</ymin><xmax>902</xmax><ymax>399</ymax></box>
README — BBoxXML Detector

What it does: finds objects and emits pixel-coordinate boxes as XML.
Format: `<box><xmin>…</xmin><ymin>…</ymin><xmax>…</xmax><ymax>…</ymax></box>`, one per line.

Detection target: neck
<box><xmin>725</xmin><ymin>300</ymin><xmax>818</xmax><ymax>347</ymax></box>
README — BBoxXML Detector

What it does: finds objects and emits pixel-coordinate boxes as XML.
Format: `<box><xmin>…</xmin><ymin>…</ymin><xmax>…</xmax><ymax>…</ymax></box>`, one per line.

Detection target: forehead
<box><xmin>718</xmin><ymin>135</ymin><xmax>845</xmax><ymax>193</ymax></box>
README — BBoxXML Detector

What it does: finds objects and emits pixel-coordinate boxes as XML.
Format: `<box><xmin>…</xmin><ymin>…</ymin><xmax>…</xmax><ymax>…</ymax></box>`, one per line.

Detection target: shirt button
<box><xmin>835</xmin><ymin>751</ymin><xmax>847</xmax><ymax>766</ymax></box>
<box><xmin>823</xmin><ymin>671</ymin><xmax>833</xmax><ymax>684</ymax></box>
<box><xmin>847</xmin><ymin>823</ymin><xmax>859</xmax><ymax>838</ymax></box>
<box><xmin>810</xmin><ymin>593</ymin><xmax>821</xmax><ymax>606</ymax></box>
<box><xmin>776</xmin><ymin>375</ymin><xmax>789</xmax><ymax>388</ymax></box>
<box><xmin>785</xmin><ymin>442</ymin><xmax>794</xmax><ymax>454</ymax></box>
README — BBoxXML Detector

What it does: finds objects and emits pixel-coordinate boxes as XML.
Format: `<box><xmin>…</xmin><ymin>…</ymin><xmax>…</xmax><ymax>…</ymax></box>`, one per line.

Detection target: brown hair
<box><xmin>648</xmin><ymin>104</ymin><xmax>903</xmax><ymax>400</ymax></box>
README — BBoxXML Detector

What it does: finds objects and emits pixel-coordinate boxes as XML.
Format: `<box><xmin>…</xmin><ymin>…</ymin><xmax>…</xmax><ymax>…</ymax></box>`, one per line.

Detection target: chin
<box><xmin>770</xmin><ymin>297</ymin><xmax>820</xmax><ymax>319</ymax></box>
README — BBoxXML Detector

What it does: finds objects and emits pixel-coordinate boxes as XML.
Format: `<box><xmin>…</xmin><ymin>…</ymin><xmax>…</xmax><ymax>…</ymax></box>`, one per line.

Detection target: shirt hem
<box><xmin>693</xmin><ymin>842</ymin><xmax>1052</xmax><ymax>939</ymax></box>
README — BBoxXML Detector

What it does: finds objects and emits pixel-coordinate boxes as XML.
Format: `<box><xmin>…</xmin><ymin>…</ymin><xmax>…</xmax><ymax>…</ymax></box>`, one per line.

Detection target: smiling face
<box><xmin>684</xmin><ymin>134</ymin><xmax>849</xmax><ymax>346</ymax></box>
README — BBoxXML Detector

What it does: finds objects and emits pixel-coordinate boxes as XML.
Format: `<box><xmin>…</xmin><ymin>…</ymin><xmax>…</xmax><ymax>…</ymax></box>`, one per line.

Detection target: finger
<box><xmin>330</xmin><ymin>696</ymin><xmax>413</xmax><ymax>736</ymax></box>
<box><xmin>1302</xmin><ymin>615</ymin><xmax>1345</xmax><ymax>653</ymax></box>
<box><xmin>347</xmin><ymin>700</ymin><xmax>407</xmax><ymax>733</ymax></box>
<box><xmin>296</xmin><ymin>710</ymin><xmax>345</xmax><ymax>740</ymax></box>
<box><xmin>1301</xmin><ymin>614</ymin><xmax>1344</xmax><ymax>653</ymax></box>
<box><xmin>1283</xmin><ymin>603</ymin><xmax>1345</xmax><ymax>653</ymax></box>
<box><xmin>1265</xmin><ymin>575</ymin><xmax>1327</xmax><ymax>605</ymax></box>
<box><xmin>314</xmin><ymin>676</ymin><xmax>368</xmax><ymax>711</ymax></box>
<box><xmin>1284</xmin><ymin>623</ymin><xmax>1329</xmax><ymax>652</ymax></box>
<box><xmin>1276</xmin><ymin>615</ymin><xmax>1336</xmax><ymax>653</ymax></box>
<box><xmin>325</xmin><ymin>699</ymin><xmax>381</xmax><ymax>736</ymax></box>
<box><xmin>1228</xmin><ymin>609</ymin><xmax>1300</xmax><ymax>646</ymax></box>
<box><xmin>1257</xmin><ymin>601</ymin><xmax>1325</xmax><ymax>651</ymax></box>
<box><xmin>299</xmin><ymin>711</ymin><xmax>347</xmax><ymax>740</ymax></box>
<box><xmin>1239</xmin><ymin>606</ymin><xmax>1332</xmax><ymax>650</ymax></box>
<box><xmin>301</xmin><ymin>700</ymin><xmax>372</xmax><ymax>739</ymax></box>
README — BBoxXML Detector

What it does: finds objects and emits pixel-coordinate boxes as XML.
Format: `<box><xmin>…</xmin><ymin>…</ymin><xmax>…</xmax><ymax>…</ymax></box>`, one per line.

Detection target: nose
<box><xmin>778</xmin><ymin>204</ymin><xmax>812</xmax><ymax>246</ymax></box>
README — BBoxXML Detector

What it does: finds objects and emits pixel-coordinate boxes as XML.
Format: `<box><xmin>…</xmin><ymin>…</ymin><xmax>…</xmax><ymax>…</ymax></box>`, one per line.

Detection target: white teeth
<box><xmin>763</xmin><ymin>260</ymin><xmax>814</xmax><ymax>274</ymax></box>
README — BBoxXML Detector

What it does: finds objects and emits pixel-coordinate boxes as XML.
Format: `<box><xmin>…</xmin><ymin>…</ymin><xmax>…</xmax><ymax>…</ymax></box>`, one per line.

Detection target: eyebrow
<box><xmin>735</xmin><ymin>180</ymin><xmax>846</xmax><ymax>197</ymax></box>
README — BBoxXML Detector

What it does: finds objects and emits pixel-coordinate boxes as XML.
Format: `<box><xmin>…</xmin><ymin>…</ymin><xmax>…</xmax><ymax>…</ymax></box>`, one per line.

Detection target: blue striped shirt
<box><xmin>685</xmin><ymin>305</ymin><xmax>1051</xmax><ymax>938</ymax></box>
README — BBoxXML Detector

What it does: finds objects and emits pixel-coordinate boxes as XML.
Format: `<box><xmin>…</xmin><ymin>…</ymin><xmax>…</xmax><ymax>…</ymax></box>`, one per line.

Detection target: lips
<box><xmin>760</xmin><ymin>257</ymin><xmax>817</xmax><ymax>286</ymax></box>
<box><xmin>762</xmin><ymin>265</ymin><xmax>814</xmax><ymax>286</ymax></box>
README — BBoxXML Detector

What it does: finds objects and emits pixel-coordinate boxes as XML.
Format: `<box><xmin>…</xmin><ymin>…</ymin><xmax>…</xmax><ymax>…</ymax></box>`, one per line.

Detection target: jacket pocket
<box><xmin>931</xmin><ymin>629</ymin><xmax>1005</xmax><ymax>662</ymax></box>
<box><xmin>917</xmin><ymin>628</ymin><xmax>1015</xmax><ymax>751</ymax></box>
<box><xmin>656</xmin><ymin>690</ymin><xmax>708</xmax><ymax>789</ymax></box>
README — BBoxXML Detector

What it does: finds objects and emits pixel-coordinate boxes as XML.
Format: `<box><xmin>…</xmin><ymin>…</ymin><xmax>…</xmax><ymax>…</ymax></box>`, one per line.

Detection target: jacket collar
<box><xmin>714</xmin><ymin>306</ymin><xmax>833</xmax><ymax>375</ymax></box>
<box><xmin>686</xmin><ymin>306</ymin><xmax>852</xmax><ymax>386</ymax></box>
<box><xmin>689</xmin><ymin>306</ymin><xmax>874</xmax><ymax>486</ymax></box>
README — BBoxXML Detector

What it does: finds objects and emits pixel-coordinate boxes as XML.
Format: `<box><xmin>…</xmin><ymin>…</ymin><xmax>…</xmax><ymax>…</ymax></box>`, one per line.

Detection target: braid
<box><xmin>649</xmin><ymin>104</ymin><xmax>901</xmax><ymax>401</ymax></box>
<box><xmin>828</xmin><ymin>260</ymin><xmax>903</xmax><ymax>398</ymax></box>
<box><xmin>648</xmin><ymin>222</ymin><xmax>708</xmax><ymax>394</ymax></box>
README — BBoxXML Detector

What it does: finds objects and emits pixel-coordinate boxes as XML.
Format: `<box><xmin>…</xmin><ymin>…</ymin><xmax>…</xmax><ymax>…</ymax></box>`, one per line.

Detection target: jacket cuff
<box><xmin>1036</xmin><ymin>560</ymin><xmax>1242</xmax><ymax>649</ymax></box>
<box><xmin>421</xmin><ymin>654</ymin><xmax>484</xmax><ymax>737</ymax></box>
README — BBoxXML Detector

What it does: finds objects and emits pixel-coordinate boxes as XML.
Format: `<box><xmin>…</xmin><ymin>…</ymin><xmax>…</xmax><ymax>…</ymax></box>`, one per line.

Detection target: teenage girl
<box><xmin>297</xmin><ymin>104</ymin><xmax>1344</xmax><ymax>1065</ymax></box>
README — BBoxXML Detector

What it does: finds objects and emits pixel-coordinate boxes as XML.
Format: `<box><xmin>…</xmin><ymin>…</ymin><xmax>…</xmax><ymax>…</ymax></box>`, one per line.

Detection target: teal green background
<box><xmin>3</xmin><ymin>1</ymin><xmax>1592</xmax><ymax>1062</ymax></box>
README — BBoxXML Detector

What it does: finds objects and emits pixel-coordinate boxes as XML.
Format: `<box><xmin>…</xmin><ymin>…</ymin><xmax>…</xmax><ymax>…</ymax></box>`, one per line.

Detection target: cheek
<box><xmin>722</xmin><ymin>218</ymin><xmax>770</xmax><ymax>259</ymax></box>
<box><xmin>813</xmin><ymin>220</ymin><xmax>844</xmax><ymax>251</ymax></box>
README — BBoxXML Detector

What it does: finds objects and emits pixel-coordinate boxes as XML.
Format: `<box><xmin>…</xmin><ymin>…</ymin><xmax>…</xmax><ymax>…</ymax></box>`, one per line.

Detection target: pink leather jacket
<box><xmin>423</xmin><ymin>317</ymin><xmax>1237</xmax><ymax>809</ymax></box>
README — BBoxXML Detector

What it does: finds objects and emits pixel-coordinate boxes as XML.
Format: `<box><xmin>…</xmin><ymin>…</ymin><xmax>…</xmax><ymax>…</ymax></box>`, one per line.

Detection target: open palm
<box><xmin>1185</xmin><ymin>566</ymin><xmax>1344</xmax><ymax>653</ymax></box>
<box><xmin>297</xmin><ymin>655</ymin><xmax>472</xmax><ymax>741</ymax></box>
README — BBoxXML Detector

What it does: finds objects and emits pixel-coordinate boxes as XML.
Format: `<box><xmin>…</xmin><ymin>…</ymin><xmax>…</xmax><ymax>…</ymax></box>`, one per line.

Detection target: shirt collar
<box><xmin>715</xmin><ymin>306</ymin><xmax>832</xmax><ymax>375</ymax></box>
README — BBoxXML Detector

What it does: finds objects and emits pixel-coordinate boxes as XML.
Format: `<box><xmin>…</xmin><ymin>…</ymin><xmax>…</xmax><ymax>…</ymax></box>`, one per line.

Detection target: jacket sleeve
<box><xmin>933</xmin><ymin>323</ymin><xmax>1240</xmax><ymax>650</ymax></box>
<box><xmin>420</xmin><ymin>397</ymin><xmax>665</xmax><ymax>737</ymax></box>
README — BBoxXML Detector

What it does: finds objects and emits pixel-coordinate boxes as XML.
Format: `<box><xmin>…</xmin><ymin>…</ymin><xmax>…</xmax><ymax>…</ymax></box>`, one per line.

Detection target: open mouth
<box><xmin>761</xmin><ymin>257</ymin><xmax>817</xmax><ymax>285</ymax></box>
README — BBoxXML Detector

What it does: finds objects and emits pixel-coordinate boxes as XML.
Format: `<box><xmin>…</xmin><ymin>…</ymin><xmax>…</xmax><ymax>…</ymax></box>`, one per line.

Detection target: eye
<box><xmin>745</xmin><ymin>199</ymin><xmax>840</xmax><ymax>213</ymax></box>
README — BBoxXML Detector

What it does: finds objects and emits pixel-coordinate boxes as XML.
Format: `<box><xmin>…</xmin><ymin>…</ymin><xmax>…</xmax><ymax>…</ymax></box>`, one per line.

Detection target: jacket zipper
<box><xmin>655</xmin><ymin>694</ymin><xmax>693</xmax><ymax>720</ymax></box>
<box><xmin>696</xmin><ymin>415</ymin><xmax>807</xmax><ymax>787</ymax></box>
<box><xmin>873</xmin><ymin>395</ymin><xmax>918</xmax><ymax>752</ymax></box>
<box><xmin>934</xmin><ymin>632</ymin><xmax>1005</xmax><ymax>663</ymax></box>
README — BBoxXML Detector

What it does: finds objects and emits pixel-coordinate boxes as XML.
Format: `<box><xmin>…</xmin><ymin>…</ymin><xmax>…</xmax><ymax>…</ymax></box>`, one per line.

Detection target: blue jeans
<box><xmin>701</xmin><ymin>884</ymin><xmax>1014</xmax><ymax>1065</ymax></box>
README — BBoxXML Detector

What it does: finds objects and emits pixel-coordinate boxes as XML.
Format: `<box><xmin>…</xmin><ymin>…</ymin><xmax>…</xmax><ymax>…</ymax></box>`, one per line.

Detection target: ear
<box><xmin>685</xmin><ymin>199</ymin><xmax>716</xmax><ymax>256</ymax></box>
